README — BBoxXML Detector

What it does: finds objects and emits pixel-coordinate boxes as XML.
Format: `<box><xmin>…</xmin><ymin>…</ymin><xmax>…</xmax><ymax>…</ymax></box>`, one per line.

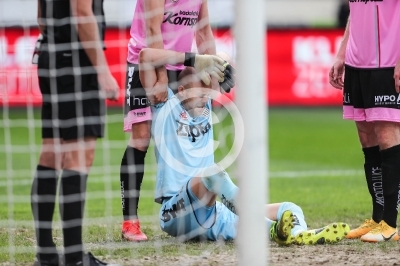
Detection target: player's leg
<box><xmin>361</xmin><ymin>121</ymin><xmax>400</xmax><ymax>242</ymax></box>
<box><xmin>346</xmin><ymin>121</ymin><xmax>381</xmax><ymax>239</ymax></box>
<box><xmin>265</xmin><ymin>203</ymin><xmax>295</xmax><ymax>246</ymax></box>
<box><xmin>159</xmin><ymin>180</ymin><xmax>219</xmax><ymax>241</ymax></box>
<box><xmin>32</xmin><ymin>55</ymin><xmax>62</xmax><ymax>265</ymax></box>
<box><xmin>271</xmin><ymin>202</ymin><xmax>349</xmax><ymax>245</ymax></box>
<box><xmin>343</xmin><ymin>66</ymin><xmax>381</xmax><ymax>239</ymax></box>
<box><xmin>32</xmin><ymin>139</ymin><xmax>62</xmax><ymax>265</ymax></box>
<box><xmin>120</xmin><ymin>63</ymin><xmax>151</xmax><ymax>241</ymax></box>
<box><xmin>59</xmin><ymin>137</ymin><xmax>96</xmax><ymax>263</ymax></box>
<box><xmin>57</xmin><ymin>69</ymin><xmax>119</xmax><ymax>265</ymax></box>
<box><xmin>200</xmin><ymin>164</ymin><xmax>239</xmax><ymax>214</ymax></box>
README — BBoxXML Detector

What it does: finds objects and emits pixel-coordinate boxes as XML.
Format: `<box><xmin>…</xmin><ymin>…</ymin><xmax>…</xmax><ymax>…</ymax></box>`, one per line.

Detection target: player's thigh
<box><xmin>38</xmin><ymin>51</ymin><xmax>61</xmax><ymax>140</ymax></box>
<box><xmin>343</xmin><ymin>65</ymin><xmax>367</xmax><ymax>121</ymax></box>
<box><xmin>360</xmin><ymin>68</ymin><xmax>398</xmax><ymax>121</ymax></box>
<box><xmin>58</xmin><ymin>71</ymin><xmax>105</xmax><ymax>141</ymax></box>
<box><xmin>159</xmin><ymin>185</ymin><xmax>198</xmax><ymax>239</ymax></box>
<box><xmin>123</xmin><ymin>63</ymin><xmax>152</xmax><ymax>133</ymax></box>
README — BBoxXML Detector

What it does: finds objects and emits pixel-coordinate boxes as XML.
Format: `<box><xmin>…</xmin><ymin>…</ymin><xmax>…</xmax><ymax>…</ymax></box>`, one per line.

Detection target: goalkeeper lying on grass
<box><xmin>139</xmin><ymin>47</ymin><xmax>350</xmax><ymax>245</ymax></box>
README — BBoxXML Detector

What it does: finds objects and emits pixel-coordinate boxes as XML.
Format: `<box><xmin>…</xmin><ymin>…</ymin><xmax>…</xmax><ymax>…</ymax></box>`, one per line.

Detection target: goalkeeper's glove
<box><xmin>219</xmin><ymin>63</ymin><xmax>235</xmax><ymax>93</ymax></box>
<box><xmin>184</xmin><ymin>52</ymin><xmax>225</xmax><ymax>85</ymax></box>
<box><xmin>32</xmin><ymin>34</ymin><xmax>43</xmax><ymax>65</ymax></box>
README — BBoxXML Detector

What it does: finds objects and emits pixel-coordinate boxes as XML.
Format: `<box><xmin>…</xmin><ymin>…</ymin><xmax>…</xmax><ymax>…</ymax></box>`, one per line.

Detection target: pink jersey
<box><xmin>346</xmin><ymin>0</ymin><xmax>400</xmax><ymax>68</ymax></box>
<box><xmin>128</xmin><ymin>0</ymin><xmax>202</xmax><ymax>71</ymax></box>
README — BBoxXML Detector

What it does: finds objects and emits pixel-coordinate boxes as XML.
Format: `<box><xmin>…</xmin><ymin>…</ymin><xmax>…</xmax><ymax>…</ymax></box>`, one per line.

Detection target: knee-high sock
<box><xmin>31</xmin><ymin>165</ymin><xmax>59</xmax><ymax>260</ymax></box>
<box><xmin>265</xmin><ymin>217</ymin><xmax>274</xmax><ymax>234</ymax></box>
<box><xmin>380</xmin><ymin>144</ymin><xmax>400</xmax><ymax>228</ymax></box>
<box><xmin>201</xmin><ymin>164</ymin><xmax>238</xmax><ymax>214</ymax></box>
<box><xmin>277</xmin><ymin>202</ymin><xmax>307</xmax><ymax>236</ymax></box>
<box><xmin>362</xmin><ymin>146</ymin><xmax>384</xmax><ymax>222</ymax></box>
<box><xmin>59</xmin><ymin>170</ymin><xmax>87</xmax><ymax>263</ymax></box>
<box><xmin>120</xmin><ymin>146</ymin><xmax>146</xmax><ymax>220</ymax></box>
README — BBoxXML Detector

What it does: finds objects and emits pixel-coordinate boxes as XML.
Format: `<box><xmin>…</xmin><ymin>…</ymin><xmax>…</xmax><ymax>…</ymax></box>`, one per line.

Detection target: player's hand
<box><xmin>193</xmin><ymin>54</ymin><xmax>225</xmax><ymax>85</ymax></box>
<box><xmin>394</xmin><ymin>59</ymin><xmax>400</xmax><ymax>93</ymax></box>
<box><xmin>146</xmin><ymin>68</ymin><xmax>168</xmax><ymax>105</ymax></box>
<box><xmin>147</xmin><ymin>80</ymin><xmax>168</xmax><ymax>105</ymax></box>
<box><xmin>219</xmin><ymin>63</ymin><xmax>235</xmax><ymax>93</ymax></box>
<box><xmin>98</xmin><ymin>72</ymin><xmax>120</xmax><ymax>101</ymax></box>
<box><xmin>329</xmin><ymin>59</ymin><xmax>345</xmax><ymax>90</ymax></box>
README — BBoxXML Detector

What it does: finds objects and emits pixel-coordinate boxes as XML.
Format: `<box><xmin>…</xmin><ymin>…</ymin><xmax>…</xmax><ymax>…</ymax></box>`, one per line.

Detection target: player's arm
<box><xmin>37</xmin><ymin>0</ymin><xmax>44</xmax><ymax>34</ymax></box>
<box><xmin>144</xmin><ymin>0</ymin><xmax>168</xmax><ymax>103</ymax></box>
<box><xmin>329</xmin><ymin>16</ymin><xmax>350</xmax><ymax>90</ymax></box>
<box><xmin>70</xmin><ymin>0</ymin><xmax>119</xmax><ymax>100</ymax></box>
<box><xmin>196</xmin><ymin>0</ymin><xmax>229</xmax><ymax>93</ymax></box>
<box><xmin>139</xmin><ymin>48</ymin><xmax>225</xmax><ymax>94</ymax></box>
<box><xmin>195</xmin><ymin>0</ymin><xmax>216</xmax><ymax>55</ymax></box>
<box><xmin>139</xmin><ymin>49</ymin><xmax>184</xmax><ymax>89</ymax></box>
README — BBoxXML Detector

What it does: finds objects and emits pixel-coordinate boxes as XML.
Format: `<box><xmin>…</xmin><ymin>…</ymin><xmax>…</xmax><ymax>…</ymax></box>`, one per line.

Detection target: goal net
<box><xmin>0</xmin><ymin>0</ymin><xmax>267</xmax><ymax>265</ymax></box>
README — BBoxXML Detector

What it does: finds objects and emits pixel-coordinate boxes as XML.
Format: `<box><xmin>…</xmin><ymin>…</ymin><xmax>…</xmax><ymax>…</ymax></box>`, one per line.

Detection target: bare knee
<box><xmin>128</xmin><ymin>121</ymin><xmax>151</xmax><ymax>151</ymax></box>
<box><xmin>38</xmin><ymin>138</ymin><xmax>62</xmax><ymax>170</ymax></box>
<box><xmin>191</xmin><ymin>176</ymin><xmax>217</xmax><ymax>206</ymax></box>
<box><xmin>374</xmin><ymin>121</ymin><xmax>400</xmax><ymax>149</ymax></box>
<box><xmin>355</xmin><ymin>121</ymin><xmax>378</xmax><ymax>148</ymax></box>
<box><xmin>61</xmin><ymin>138</ymin><xmax>97</xmax><ymax>173</ymax></box>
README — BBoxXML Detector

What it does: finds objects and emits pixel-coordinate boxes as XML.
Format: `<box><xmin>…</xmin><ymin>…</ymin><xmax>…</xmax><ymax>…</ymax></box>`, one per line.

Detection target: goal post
<box><xmin>235</xmin><ymin>0</ymin><xmax>268</xmax><ymax>265</ymax></box>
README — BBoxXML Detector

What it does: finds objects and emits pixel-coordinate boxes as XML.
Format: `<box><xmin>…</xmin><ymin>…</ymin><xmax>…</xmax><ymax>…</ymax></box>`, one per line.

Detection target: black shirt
<box><xmin>40</xmin><ymin>0</ymin><xmax>106</xmax><ymax>51</ymax></box>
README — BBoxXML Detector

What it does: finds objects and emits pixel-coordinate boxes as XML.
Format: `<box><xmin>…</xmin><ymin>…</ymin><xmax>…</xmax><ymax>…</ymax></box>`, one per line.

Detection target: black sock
<box><xmin>362</xmin><ymin>146</ymin><xmax>384</xmax><ymax>222</ymax></box>
<box><xmin>120</xmin><ymin>146</ymin><xmax>146</xmax><ymax>220</ymax></box>
<box><xmin>59</xmin><ymin>170</ymin><xmax>87</xmax><ymax>263</ymax></box>
<box><xmin>31</xmin><ymin>165</ymin><xmax>59</xmax><ymax>261</ymax></box>
<box><xmin>380</xmin><ymin>144</ymin><xmax>400</xmax><ymax>228</ymax></box>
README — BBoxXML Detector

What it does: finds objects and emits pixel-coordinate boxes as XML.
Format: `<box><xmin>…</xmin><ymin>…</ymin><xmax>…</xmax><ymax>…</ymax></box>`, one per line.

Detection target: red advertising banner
<box><xmin>0</xmin><ymin>27</ymin><xmax>344</xmax><ymax>107</ymax></box>
<box><xmin>267</xmin><ymin>29</ymin><xmax>344</xmax><ymax>106</ymax></box>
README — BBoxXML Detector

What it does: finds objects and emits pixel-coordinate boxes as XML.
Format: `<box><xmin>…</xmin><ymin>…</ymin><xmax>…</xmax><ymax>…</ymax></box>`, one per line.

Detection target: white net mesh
<box><xmin>0</xmin><ymin>1</ymin><xmax>245</xmax><ymax>265</ymax></box>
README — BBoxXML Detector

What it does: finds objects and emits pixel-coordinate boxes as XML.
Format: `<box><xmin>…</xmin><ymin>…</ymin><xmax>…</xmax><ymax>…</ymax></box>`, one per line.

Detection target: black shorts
<box><xmin>343</xmin><ymin>65</ymin><xmax>400</xmax><ymax>121</ymax></box>
<box><xmin>38</xmin><ymin>51</ymin><xmax>105</xmax><ymax>140</ymax></box>
<box><xmin>123</xmin><ymin>62</ymin><xmax>181</xmax><ymax>116</ymax></box>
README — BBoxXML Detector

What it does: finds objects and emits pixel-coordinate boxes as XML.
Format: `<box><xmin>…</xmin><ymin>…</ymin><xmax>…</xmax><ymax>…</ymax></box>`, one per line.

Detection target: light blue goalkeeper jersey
<box><xmin>151</xmin><ymin>89</ymin><xmax>214</xmax><ymax>203</ymax></box>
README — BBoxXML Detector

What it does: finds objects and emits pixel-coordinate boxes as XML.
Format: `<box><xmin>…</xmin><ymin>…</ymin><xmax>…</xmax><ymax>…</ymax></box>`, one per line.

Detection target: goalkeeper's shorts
<box><xmin>159</xmin><ymin>180</ymin><xmax>237</xmax><ymax>241</ymax></box>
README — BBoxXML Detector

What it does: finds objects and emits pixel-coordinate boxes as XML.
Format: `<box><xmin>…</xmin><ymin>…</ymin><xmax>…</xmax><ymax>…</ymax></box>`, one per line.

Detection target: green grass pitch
<box><xmin>0</xmin><ymin>107</ymin><xmax>390</xmax><ymax>263</ymax></box>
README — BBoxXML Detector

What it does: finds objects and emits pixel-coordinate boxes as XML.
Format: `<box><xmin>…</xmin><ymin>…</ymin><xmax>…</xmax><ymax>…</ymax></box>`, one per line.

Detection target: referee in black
<box><xmin>31</xmin><ymin>0</ymin><xmax>120</xmax><ymax>265</ymax></box>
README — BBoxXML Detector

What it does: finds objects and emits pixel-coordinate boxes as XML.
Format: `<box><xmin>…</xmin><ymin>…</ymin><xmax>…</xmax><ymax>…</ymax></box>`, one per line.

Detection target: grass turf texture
<box><xmin>0</xmin><ymin>107</ymin><xmax>397</xmax><ymax>264</ymax></box>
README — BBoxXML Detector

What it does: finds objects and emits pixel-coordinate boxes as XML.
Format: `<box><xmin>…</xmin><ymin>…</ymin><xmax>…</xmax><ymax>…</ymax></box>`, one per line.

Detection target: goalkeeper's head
<box><xmin>177</xmin><ymin>67</ymin><xmax>211</xmax><ymax>117</ymax></box>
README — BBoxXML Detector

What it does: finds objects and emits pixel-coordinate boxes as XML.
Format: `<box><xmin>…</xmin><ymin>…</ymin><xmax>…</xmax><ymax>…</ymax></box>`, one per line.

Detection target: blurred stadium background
<box><xmin>0</xmin><ymin>0</ymin><xmax>373</xmax><ymax>265</ymax></box>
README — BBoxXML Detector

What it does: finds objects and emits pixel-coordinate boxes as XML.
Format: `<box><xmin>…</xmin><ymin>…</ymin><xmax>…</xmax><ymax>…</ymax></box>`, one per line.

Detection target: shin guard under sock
<box><xmin>380</xmin><ymin>145</ymin><xmax>400</xmax><ymax>228</ymax></box>
<box><xmin>201</xmin><ymin>164</ymin><xmax>238</xmax><ymax>214</ymax></box>
<box><xmin>363</xmin><ymin>146</ymin><xmax>384</xmax><ymax>222</ymax></box>
<box><xmin>120</xmin><ymin>146</ymin><xmax>146</xmax><ymax>220</ymax></box>
<box><xmin>59</xmin><ymin>170</ymin><xmax>87</xmax><ymax>263</ymax></box>
<box><xmin>31</xmin><ymin>165</ymin><xmax>59</xmax><ymax>260</ymax></box>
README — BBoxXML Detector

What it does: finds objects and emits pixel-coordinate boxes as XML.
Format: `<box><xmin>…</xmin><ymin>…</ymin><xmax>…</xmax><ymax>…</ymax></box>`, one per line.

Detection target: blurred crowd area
<box><xmin>0</xmin><ymin>0</ymin><xmax>349</xmax><ymax>28</ymax></box>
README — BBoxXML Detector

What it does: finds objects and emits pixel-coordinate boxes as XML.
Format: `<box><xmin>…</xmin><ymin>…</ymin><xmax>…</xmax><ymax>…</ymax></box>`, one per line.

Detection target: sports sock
<box><xmin>362</xmin><ymin>146</ymin><xmax>384</xmax><ymax>222</ymax></box>
<box><xmin>59</xmin><ymin>170</ymin><xmax>87</xmax><ymax>263</ymax></box>
<box><xmin>277</xmin><ymin>202</ymin><xmax>307</xmax><ymax>237</ymax></box>
<box><xmin>265</xmin><ymin>217</ymin><xmax>274</xmax><ymax>234</ymax></box>
<box><xmin>31</xmin><ymin>165</ymin><xmax>59</xmax><ymax>261</ymax></box>
<box><xmin>200</xmin><ymin>164</ymin><xmax>238</xmax><ymax>214</ymax></box>
<box><xmin>380</xmin><ymin>144</ymin><xmax>400</xmax><ymax>228</ymax></box>
<box><xmin>120</xmin><ymin>146</ymin><xmax>146</xmax><ymax>220</ymax></box>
